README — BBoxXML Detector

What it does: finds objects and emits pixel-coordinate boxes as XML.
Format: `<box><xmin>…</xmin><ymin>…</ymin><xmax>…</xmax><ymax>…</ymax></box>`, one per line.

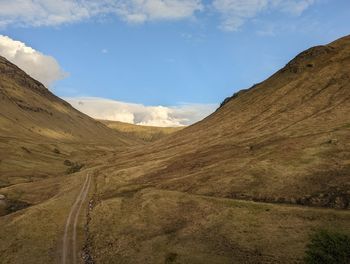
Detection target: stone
<box><xmin>334</xmin><ymin>196</ymin><xmax>348</xmax><ymax>209</ymax></box>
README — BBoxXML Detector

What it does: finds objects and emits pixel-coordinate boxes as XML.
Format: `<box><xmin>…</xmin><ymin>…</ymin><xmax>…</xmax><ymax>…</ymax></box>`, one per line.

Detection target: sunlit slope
<box><xmin>81</xmin><ymin>35</ymin><xmax>350</xmax><ymax>263</ymax></box>
<box><xmin>100</xmin><ymin>119</ymin><xmax>184</xmax><ymax>142</ymax></box>
<box><xmin>1</xmin><ymin>35</ymin><xmax>350</xmax><ymax>264</ymax></box>
<box><xmin>0</xmin><ymin>56</ymin><xmax>136</xmax><ymax>194</ymax></box>
<box><xmin>110</xmin><ymin>35</ymin><xmax>350</xmax><ymax>208</ymax></box>
<box><xmin>0</xmin><ymin>56</ymin><xmax>132</xmax><ymax>145</ymax></box>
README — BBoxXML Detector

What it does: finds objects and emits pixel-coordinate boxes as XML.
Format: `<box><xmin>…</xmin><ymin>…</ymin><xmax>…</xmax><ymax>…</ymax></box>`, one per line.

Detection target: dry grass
<box><xmin>89</xmin><ymin>187</ymin><xmax>350</xmax><ymax>264</ymax></box>
<box><xmin>100</xmin><ymin>120</ymin><xmax>184</xmax><ymax>142</ymax></box>
<box><xmin>1</xmin><ymin>36</ymin><xmax>350</xmax><ymax>264</ymax></box>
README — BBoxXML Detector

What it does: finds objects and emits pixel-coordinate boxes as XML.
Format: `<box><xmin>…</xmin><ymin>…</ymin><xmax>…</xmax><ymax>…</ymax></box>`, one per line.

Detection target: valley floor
<box><xmin>1</xmin><ymin>152</ymin><xmax>350</xmax><ymax>264</ymax></box>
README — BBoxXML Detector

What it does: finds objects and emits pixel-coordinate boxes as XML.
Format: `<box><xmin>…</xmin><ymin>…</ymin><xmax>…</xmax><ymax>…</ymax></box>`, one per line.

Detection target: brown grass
<box><xmin>100</xmin><ymin>119</ymin><xmax>184</xmax><ymax>142</ymax></box>
<box><xmin>0</xmin><ymin>35</ymin><xmax>350</xmax><ymax>264</ymax></box>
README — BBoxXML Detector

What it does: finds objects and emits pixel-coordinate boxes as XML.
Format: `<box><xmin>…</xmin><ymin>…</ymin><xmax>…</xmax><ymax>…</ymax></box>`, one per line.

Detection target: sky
<box><xmin>0</xmin><ymin>0</ymin><xmax>349</xmax><ymax>126</ymax></box>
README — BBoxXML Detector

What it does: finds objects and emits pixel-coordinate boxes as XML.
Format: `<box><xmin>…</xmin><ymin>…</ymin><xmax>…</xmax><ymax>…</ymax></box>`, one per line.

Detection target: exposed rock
<box><xmin>218</xmin><ymin>88</ymin><xmax>250</xmax><ymax>108</ymax></box>
<box><xmin>5</xmin><ymin>199</ymin><xmax>31</xmax><ymax>215</ymax></box>
<box><xmin>64</xmin><ymin>160</ymin><xmax>73</xmax><ymax>166</ymax></box>
<box><xmin>296</xmin><ymin>189</ymin><xmax>350</xmax><ymax>209</ymax></box>
<box><xmin>334</xmin><ymin>196</ymin><xmax>348</xmax><ymax>209</ymax></box>
<box><xmin>83</xmin><ymin>198</ymin><xmax>96</xmax><ymax>264</ymax></box>
<box><xmin>0</xmin><ymin>196</ymin><xmax>8</xmax><ymax>216</ymax></box>
<box><xmin>282</xmin><ymin>45</ymin><xmax>335</xmax><ymax>74</ymax></box>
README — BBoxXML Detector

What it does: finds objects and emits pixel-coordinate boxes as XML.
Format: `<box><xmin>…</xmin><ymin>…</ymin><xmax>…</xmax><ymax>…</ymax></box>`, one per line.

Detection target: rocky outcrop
<box><xmin>0</xmin><ymin>194</ymin><xmax>31</xmax><ymax>216</ymax></box>
<box><xmin>0</xmin><ymin>194</ymin><xmax>6</xmax><ymax>216</ymax></box>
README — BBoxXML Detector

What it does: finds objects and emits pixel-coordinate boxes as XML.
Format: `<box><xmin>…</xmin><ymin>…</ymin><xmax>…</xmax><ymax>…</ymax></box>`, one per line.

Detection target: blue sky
<box><xmin>0</xmin><ymin>0</ymin><xmax>349</xmax><ymax>126</ymax></box>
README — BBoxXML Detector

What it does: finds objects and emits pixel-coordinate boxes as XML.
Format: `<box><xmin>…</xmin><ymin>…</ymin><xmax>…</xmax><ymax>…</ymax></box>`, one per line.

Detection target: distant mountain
<box><xmin>100</xmin><ymin>119</ymin><xmax>184</xmax><ymax>142</ymax></box>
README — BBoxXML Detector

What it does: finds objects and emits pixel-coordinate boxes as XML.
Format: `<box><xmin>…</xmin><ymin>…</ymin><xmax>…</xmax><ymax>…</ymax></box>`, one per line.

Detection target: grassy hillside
<box><xmin>0</xmin><ymin>55</ymin><xmax>135</xmax><ymax>217</ymax></box>
<box><xmin>82</xmin><ymin>35</ymin><xmax>350</xmax><ymax>263</ymax></box>
<box><xmin>100</xmin><ymin>120</ymin><xmax>184</xmax><ymax>142</ymax></box>
<box><xmin>1</xmin><ymin>35</ymin><xmax>350</xmax><ymax>264</ymax></box>
<box><xmin>0</xmin><ymin>56</ymin><xmax>133</xmax><ymax>145</ymax></box>
<box><xmin>104</xmin><ymin>35</ymin><xmax>350</xmax><ymax>209</ymax></box>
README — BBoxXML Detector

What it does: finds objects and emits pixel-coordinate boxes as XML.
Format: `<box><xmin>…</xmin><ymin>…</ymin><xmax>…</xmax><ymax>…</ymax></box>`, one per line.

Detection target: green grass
<box><xmin>305</xmin><ymin>229</ymin><xmax>350</xmax><ymax>264</ymax></box>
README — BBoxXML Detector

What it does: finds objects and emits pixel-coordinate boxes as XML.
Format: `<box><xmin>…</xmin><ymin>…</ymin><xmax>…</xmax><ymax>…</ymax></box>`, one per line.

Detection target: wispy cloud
<box><xmin>212</xmin><ymin>0</ymin><xmax>315</xmax><ymax>31</ymax></box>
<box><xmin>0</xmin><ymin>0</ymin><xmax>202</xmax><ymax>28</ymax></box>
<box><xmin>271</xmin><ymin>0</ymin><xmax>315</xmax><ymax>16</ymax></box>
<box><xmin>0</xmin><ymin>1</ymin><xmax>315</xmax><ymax>31</ymax></box>
<box><xmin>0</xmin><ymin>35</ymin><xmax>67</xmax><ymax>87</ymax></box>
<box><xmin>213</xmin><ymin>0</ymin><xmax>268</xmax><ymax>31</ymax></box>
<box><xmin>114</xmin><ymin>0</ymin><xmax>203</xmax><ymax>24</ymax></box>
<box><xmin>0</xmin><ymin>0</ymin><xmax>95</xmax><ymax>27</ymax></box>
<box><xmin>66</xmin><ymin>97</ymin><xmax>217</xmax><ymax>127</ymax></box>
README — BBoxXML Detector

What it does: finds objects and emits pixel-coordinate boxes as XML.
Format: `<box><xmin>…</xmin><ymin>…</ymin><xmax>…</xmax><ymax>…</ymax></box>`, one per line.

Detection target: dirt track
<box><xmin>62</xmin><ymin>173</ymin><xmax>91</xmax><ymax>264</ymax></box>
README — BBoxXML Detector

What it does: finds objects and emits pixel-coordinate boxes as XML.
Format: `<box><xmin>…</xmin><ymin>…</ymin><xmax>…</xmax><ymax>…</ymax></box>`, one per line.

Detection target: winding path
<box><xmin>62</xmin><ymin>172</ymin><xmax>91</xmax><ymax>264</ymax></box>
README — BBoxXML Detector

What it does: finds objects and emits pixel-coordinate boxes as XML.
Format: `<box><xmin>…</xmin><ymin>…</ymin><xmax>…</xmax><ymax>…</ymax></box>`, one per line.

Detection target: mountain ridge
<box><xmin>102</xmin><ymin>34</ymin><xmax>350</xmax><ymax>209</ymax></box>
<box><xmin>1</xmin><ymin>35</ymin><xmax>350</xmax><ymax>264</ymax></box>
<box><xmin>0</xmin><ymin>55</ymin><xmax>133</xmax><ymax>145</ymax></box>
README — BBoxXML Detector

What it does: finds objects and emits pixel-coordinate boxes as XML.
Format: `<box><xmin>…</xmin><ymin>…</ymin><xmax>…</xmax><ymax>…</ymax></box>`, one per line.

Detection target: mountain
<box><xmin>0</xmin><ymin>55</ymin><xmax>134</xmax><ymax>195</ymax></box>
<box><xmin>0</xmin><ymin>35</ymin><xmax>350</xmax><ymax>264</ymax></box>
<box><xmin>0</xmin><ymin>56</ymin><xmax>131</xmax><ymax>145</ymax></box>
<box><xmin>121</xmin><ymin>34</ymin><xmax>350</xmax><ymax>208</ymax></box>
<box><xmin>100</xmin><ymin>119</ymin><xmax>184</xmax><ymax>142</ymax></box>
<box><xmin>82</xmin><ymin>35</ymin><xmax>350</xmax><ymax>263</ymax></box>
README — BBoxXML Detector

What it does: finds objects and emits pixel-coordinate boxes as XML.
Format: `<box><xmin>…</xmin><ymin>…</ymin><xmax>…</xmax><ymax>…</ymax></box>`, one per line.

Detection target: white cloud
<box><xmin>271</xmin><ymin>0</ymin><xmax>315</xmax><ymax>15</ymax></box>
<box><xmin>66</xmin><ymin>97</ymin><xmax>217</xmax><ymax>127</ymax></box>
<box><xmin>213</xmin><ymin>0</ymin><xmax>268</xmax><ymax>31</ymax></box>
<box><xmin>0</xmin><ymin>35</ymin><xmax>67</xmax><ymax>87</ymax></box>
<box><xmin>114</xmin><ymin>0</ymin><xmax>203</xmax><ymax>23</ymax></box>
<box><xmin>213</xmin><ymin>0</ymin><xmax>315</xmax><ymax>31</ymax></box>
<box><xmin>0</xmin><ymin>0</ymin><xmax>202</xmax><ymax>28</ymax></box>
<box><xmin>0</xmin><ymin>0</ymin><xmax>316</xmax><ymax>31</ymax></box>
<box><xmin>0</xmin><ymin>0</ymin><xmax>94</xmax><ymax>27</ymax></box>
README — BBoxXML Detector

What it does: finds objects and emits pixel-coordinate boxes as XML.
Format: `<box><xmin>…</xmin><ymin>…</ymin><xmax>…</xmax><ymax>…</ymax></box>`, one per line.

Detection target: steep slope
<box><xmin>72</xmin><ymin>35</ymin><xmax>350</xmax><ymax>264</ymax></box>
<box><xmin>0</xmin><ymin>56</ymin><xmax>131</xmax><ymax>145</ymax></box>
<box><xmin>100</xmin><ymin>119</ymin><xmax>184</xmax><ymax>142</ymax></box>
<box><xmin>1</xmin><ymin>36</ymin><xmax>350</xmax><ymax>264</ymax></box>
<box><xmin>0</xmin><ymin>56</ymin><xmax>135</xmax><ymax>202</ymax></box>
<box><xmin>118</xmin><ymin>34</ymin><xmax>350</xmax><ymax>208</ymax></box>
